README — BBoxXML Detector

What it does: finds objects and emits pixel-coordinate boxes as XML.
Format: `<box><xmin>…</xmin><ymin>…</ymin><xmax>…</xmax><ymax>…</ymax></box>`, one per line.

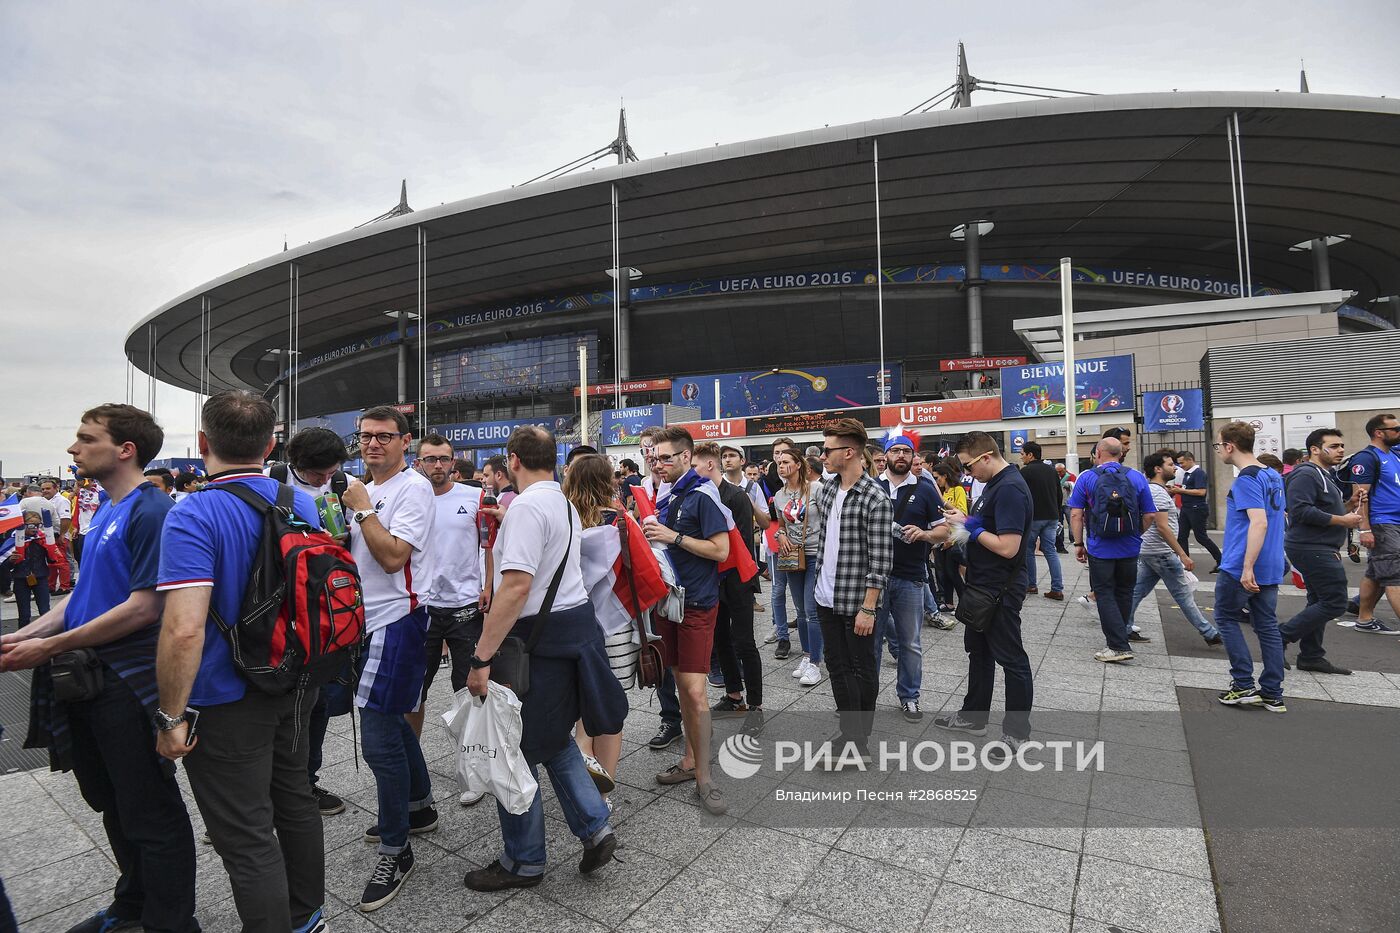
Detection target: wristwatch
<box><xmin>674</xmin><ymin>531</ymin><xmax>686</xmax><ymax>547</ymax></box>
<box><xmin>352</xmin><ymin>509</ymin><xmax>376</xmax><ymax>525</ymax></box>
<box><xmin>152</xmin><ymin>708</ymin><xmax>186</xmax><ymax>732</ymax></box>
<box><xmin>468</xmin><ymin>652</ymin><xmax>493</xmax><ymax>669</ymax></box>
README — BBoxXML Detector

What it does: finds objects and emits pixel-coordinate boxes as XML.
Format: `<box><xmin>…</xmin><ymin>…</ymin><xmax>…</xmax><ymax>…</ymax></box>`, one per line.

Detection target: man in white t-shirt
<box><xmin>464</xmin><ymin>426</ymin><xmax>624</xmax><ymax>891</ymax></box>
<box><xmin>338</xmin><ymin>406</ymin><xmax>437</xmax><ymax>912</ymax></box>
<box><xmin>40</xmin><ymin>478</ymin><xmax>75</xmax><ymax>591</ymax></box>
<box><xmin>405</xmin><ymin>434</ymin><xmax>482</xmax><ymax>754</ymax></box>
<box><xmin>19</xmin><ymin>485</ymin><xmax>58</xmax><ymax>544</ymax></box>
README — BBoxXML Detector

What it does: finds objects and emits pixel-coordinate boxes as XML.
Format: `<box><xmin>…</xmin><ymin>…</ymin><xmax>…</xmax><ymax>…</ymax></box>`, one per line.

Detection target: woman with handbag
<box><xmin>772</xmin><ymin>449</ymin><xmax>826</xmax><ymax>687</ymax></box>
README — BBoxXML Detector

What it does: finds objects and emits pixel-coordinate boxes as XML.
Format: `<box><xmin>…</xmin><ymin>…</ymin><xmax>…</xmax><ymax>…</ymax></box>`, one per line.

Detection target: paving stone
<box><xmin>923</xmin><ymin>881</ymin><xmax>1073</xmax><ymax>932</ymax></box>
<box><xmin>834</xmin><ymin>812</ymin><xmax>964</xmax><ymax>876</ymax></box>
<box><xmin>472</xmin><ymin>891</ymin><xmax>610</xmax><ymax>933</ymax></box>
<box><xmin>689</xmin><ymin>824</ymin><xmax>829</xmax><ymax>902</ymax></box>
<box><xmin>1088</xmin><ymin>773</ymin><xmax>1202</xmax><ymax>827</ymax></box>
<box><xmin>619</xmin><ymin>866</ymin><xmax>783</xmax><ymax>932</ymax></box>
<box><xmin>793</xmin><ymin>847</ymin><xmax>938</xmax><ymax>933</ymax></box>
<box><xmin>612</xmin><ymin>794</ymin><xmax>734</xmax><ymax>865</ymax></box>
<box><xmin>0</xmin><ymin>815</ymin><xmax>97</xmax><ymax>876</ymax></box>
<box><xmin>7</xmin><ymin>849</ymin><xmax>115</xmax><ymax>924</ymax></box>
<box><xmin>943</xmin><ymin>830</ymin><xmax>1080</xmax><ymax>914</ymax></box>
<box><xmin>1074</xmin><ymin>854</ymin><xmax>1220</xmax><ymax>933</ymax></box>
<box><xmin>1082</xmin><ymin>816</ymin><xmax>1212</xmax><ymax>880</ymax></box>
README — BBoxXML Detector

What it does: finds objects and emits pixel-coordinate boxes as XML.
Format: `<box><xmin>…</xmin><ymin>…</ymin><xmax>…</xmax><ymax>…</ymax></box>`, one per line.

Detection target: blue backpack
<box><xmin>1089</xmin><ymin>466</ymin><xmax>1141</xmax><ymax>539</ymax></box>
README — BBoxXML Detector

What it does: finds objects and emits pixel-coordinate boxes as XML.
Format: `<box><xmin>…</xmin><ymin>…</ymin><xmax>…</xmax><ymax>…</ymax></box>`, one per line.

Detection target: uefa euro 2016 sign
<box><xmin>1142</xmin><ymin>388</ymin><xmax>1205</xmax><ymax>432</ymax></box>
<box><xmin>999</xmin><ymin>355</ymin><xmax>1136</xmax><ymax>420</ymax></box>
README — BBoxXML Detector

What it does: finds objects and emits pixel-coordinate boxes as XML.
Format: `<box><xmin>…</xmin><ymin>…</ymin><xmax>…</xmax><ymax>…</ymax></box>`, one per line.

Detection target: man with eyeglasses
<box><xmin>1349</xmin><ymin>413</ymin><xmax>1400</xmax><ymax>635</ymax></box>
<box><xmin>810</xmin><ymin>418</ymin><xmax>893</xmax><ymax>767</ymax></box>
<box><xmin>408</xmin><ymin>435</ymin><xmax>485</xmax><ymax>807</ymax></box>
<box><xmin>337</xmin><ymin>406</ymin><xmax>438</xmax><ymax>911</ymax></box>
<box><xmin>935</xmin><ymin>432</ymin><xmax>1035</xmax><ymax>756</ymax></box>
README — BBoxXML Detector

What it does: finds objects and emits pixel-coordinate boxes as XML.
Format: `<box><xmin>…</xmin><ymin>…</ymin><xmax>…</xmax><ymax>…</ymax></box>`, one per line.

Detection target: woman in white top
<box><xmin>772</xmin><ymin>449</ymin><xmax>826</xmax><ymax>686</ymax></box>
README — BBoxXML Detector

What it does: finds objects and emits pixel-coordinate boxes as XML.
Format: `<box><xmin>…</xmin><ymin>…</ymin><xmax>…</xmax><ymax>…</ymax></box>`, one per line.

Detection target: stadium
<box><xmin>125</xmin><ymin>63</ymin><xmax>1400</xmax><ymax>465</ymax></box>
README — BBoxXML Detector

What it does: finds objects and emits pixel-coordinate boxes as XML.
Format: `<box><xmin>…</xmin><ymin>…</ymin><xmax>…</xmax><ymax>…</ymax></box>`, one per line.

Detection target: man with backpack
<box><xmin>1068</xmin><ymin>436</ymin><xmax>1158</xmax><ymax>663</ymax></box>
<box><xmin>155</xmin><ymin>391</ymin><xmax>330</xmax><ymax>933</ymax></box>
<box><xmin>1348</xmin><ymin>413</ymin><xmax>1400</xmax><ymax>635</ymax></box>
<box><xmin>337</xmin><ymin>405</ymin><xmax>438</xmax><ymax>912</ymax></box>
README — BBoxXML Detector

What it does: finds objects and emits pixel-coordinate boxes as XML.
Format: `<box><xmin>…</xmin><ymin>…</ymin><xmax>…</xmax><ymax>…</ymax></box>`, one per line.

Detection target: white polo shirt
<box><xmin>425</xmin><ymin>483</ymin><xmax>482</xmax><ymax>608</ymax></box>
<box><xmin>351</xmin><ymin>466</ymin><xmax>435</xmax><ymax>633</ymax></box>
<box><xmin>492</xmin><ymin>480</ymin><xmax>588</xmax><ymax>616</ymax></box>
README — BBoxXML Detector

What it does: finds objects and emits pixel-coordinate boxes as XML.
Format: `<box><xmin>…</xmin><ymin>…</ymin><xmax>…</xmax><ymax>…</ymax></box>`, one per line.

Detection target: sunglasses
<box><xmin>821</xmin><ymin>446</ymin><xmax>855</xmax><ymax>457</ymax></box>
<box><xmin>957</xmin><ymin>451</ymin><xmax>992</xmax><ymax>473</ymax></box>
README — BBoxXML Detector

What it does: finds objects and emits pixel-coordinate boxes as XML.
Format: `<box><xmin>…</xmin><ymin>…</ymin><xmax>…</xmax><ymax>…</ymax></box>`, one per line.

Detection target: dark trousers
<box><xmin>13</xmin><ymin>576</ymin><xmax>50</xmax><ymax>627</ymax></box>
<box><xmin>0</xmin><ymin>877</ymin><xmax>15</xmax><ymax>933</ymax></box>
<box><xmin>424</xmin><ymin>604</ymin><xmax>480</xmax><ymax>696</ymax></box>
<box><xmin>933</xmin><ymin>546</ymin><xmax>965</xmax><ymax>608</ymax></box>
<box><xmin>657</xmin><ymin>667</ymin><xmax>682</xmax><ymax>729</ymax></box>
<box><xmin>715</xmin><ymin>572</ymin><xmax>763</xmax><ymax>706</ymax></box>
<box><xmin>817</xmin><ymin>605</ymin><xmax>877</xmax><ymax>745</ymax></box>
<box><xmin>1177</xmin><ymin>509</ymin><xmax>1222</xmax><ymax>564</ymax></box>
<box><xmin>66</xmin><ymin>666</ymin><xmax>198</xmax><ymax>932</ymax></box>
<box><xmin>959</xmin><ymin>595</ymin><xmax>1034</xmax><ymax>740</ymax></box>
<box><xmin>1089</xmin><ymin>555</ymin><xmax>1139</xmax><ymax>651</ymax></box>
<box><xmin>183</xmin><ymin>689</ymin><xmax>325</xmax><ymax>933</ymax></box>
<box><xmin>1281</xmin><ymin>547</ymin><xmax>1349</xmax><ymax>663</ymax></box>
<box><xmin>306</xmin><ymin>679</ymin><xmax>351</xmax><ymax>786</ymax></box>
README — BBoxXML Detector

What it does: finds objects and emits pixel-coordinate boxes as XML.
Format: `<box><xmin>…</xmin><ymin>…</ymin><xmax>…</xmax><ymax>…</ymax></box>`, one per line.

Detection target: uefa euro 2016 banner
<box><xmin>1142</xmin><ymin>388</ymin><xmax>1205</xmax><ymax>432</ymax></box>
<box><xmin>672</xmin><ymin>363</ymin><xmax>901</xmax><ymax>419</ymax></box>
<box><xmin>1000</xmin><ymin>355</ymin><xmax>1136</xmax><ymax>419</ymax></box>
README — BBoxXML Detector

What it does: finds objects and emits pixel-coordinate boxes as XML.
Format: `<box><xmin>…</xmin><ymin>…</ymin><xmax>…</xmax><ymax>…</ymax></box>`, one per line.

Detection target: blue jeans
<box><xmin>1089</xmin><ymin>555</ymin><xmax>1138</xmax><ymax>651</ymax></box>
<box><xmin>874</xmin><ymin>576</ymin><xmax>925</xmax><ymax>702</ymax></box>
<box><xmin>497</xmin><ymin>742</ymin><xmax>613</xmax><ymax>877</ymax></box>
<box><xmin>769</xmin><ymin>560</ymin><xmax>789</xmax><ymax>640</ymax></box>
<box><xmin>1280</xmin><ymin>548</ymin><xmax>1348</xmax><ymax>663</ymax></box>
<box><xmin>1214</xmin><ymin>572</ymin><xmax>1284</xmax><ymax>698</ymax></box>
<box><xmin>359</xmin><ymin>707</ymin><xmax>434</xmax><ymax>854</ymax></box>
<box><xmin>784</xmin><ymin>566</ymin><xmax>823</xmax><ymax>663</ymax></box>
<box><xmin>1129</xmin><ymin>553</ymin><xmax>1218</xmax><ymax>639</ymax></box>
<box><xmin>1025</xmin><ymin>519</ymin><xmax>1064</xmax><ymax>592</ymax></box>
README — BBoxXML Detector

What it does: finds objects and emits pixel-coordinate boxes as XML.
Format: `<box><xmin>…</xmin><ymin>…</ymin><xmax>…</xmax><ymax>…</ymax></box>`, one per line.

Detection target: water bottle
<box><xmin>479</xmin><ymin>493</ymin><xmax>497</xmax><ymax>547</ymax></box>
<box><xmin>318</xmin><ymin>492</ymin><xmax>348</xmax><ymax>539</ymax></box>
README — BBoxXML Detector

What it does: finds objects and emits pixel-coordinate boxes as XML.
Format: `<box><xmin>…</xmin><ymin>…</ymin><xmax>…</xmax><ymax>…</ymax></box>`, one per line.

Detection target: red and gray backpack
<box><xmin>206</xmin><ymin>481</ymin><xmax>365</xmax><ymax>695</ymax></box>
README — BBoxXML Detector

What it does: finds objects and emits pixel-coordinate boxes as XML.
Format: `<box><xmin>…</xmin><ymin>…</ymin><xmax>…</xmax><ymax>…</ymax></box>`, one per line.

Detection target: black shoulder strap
<box><xmin>269</xmin><ymin>462</ymin><xmax>289</xmax><ymax>483</ymax></box>
<box><xmin>523</xmin><ymin>497</ymin><xmax>575</xmax><ymax>651</ymax></box>
<box><xmin>207</xmin><ymin>479</ymin><xmax>297</xmax><ymax>519</ymax></box>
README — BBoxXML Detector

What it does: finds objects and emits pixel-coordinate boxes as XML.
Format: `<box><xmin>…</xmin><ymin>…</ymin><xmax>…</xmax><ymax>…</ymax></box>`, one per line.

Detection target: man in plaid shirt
<box><xmin>811</xmin><ymin>418</ymin><xmax>893</xmax><ymax>767</ymax></box>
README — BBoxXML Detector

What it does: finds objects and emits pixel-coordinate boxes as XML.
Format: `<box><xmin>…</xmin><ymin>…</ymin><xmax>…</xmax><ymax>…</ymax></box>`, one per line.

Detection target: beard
<box><xmin>887</xmin><ymin>460</ymin><xmax>911</xmax><ymax>478</ymax></box>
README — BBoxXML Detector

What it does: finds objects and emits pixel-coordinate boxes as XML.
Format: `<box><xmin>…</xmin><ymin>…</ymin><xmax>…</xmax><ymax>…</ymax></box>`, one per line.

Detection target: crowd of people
<box><xmin>1</xmin><ymin>393</ymin><xmax>1396</xmax><ymax>933</ymax></box>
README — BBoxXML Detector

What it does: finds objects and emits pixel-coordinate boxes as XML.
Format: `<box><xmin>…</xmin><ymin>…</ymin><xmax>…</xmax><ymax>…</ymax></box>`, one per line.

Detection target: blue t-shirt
<box><xmin>1349</xmin><ymin>446</ymin><xmax>1400</xmax><ymax>525</ymax></box>
<box><xmin>1065</xmin><ymin>463</ymin><xmax>1158</xmax><ymax>559</ymax></box>
<box><xmin>1180</xmin><ymin>465</ymin><xmax>1209</xmax><ymax>512</ymax></box>
<box><xmin>158</xmin><ymin>473</ymin><xmax>321</xmax><ymax>707</ymax></box>
<box><xmin>1221</xmin><ymin>465</ymin><xmax>1286</xmax><ymax>585</ymax></box>
<box><xmin>661</xmin><ymin>477</ymin><xmax>729</xmax><ymax>610</ymax></box>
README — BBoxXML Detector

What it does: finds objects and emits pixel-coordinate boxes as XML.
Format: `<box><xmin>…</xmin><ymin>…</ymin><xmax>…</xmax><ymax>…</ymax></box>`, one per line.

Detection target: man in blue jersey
<box><xmin>1349</xmin><ymin>413</ymin><xmax>1400</xmax><ymax>635</ymax></box>
<box><xmin>1</xmin><ymin>404</ymin><xmax>197</xmax><ymax>933</ymax></box>
<box><xmin>1213</xmin><ymin>421</ymin><xmax>1288</xmax><ymax>713</ymax></box>
<box><xmin>154</xmin><ymin>391</ymin><xmax>328</xmax><ymax>933</ymax></box>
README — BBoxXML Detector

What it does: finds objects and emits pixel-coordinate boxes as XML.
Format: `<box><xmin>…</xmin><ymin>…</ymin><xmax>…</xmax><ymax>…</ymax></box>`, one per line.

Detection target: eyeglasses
<box><xmin>1211</xmin><ymin>442</ymin><xmax>1226</xmax><ymax>450</ymax></box>
<box><xmin>654</xmin><ymin>452</ymin><xmax>683</xmax><ymax>464</ymax></box>
<box><xmin>820</xmin><ymin>446</ymin><xmax>855</xmax><ymax>457</ymax></box>
<box><xmin>357</xmin><ymin>432</ymin><xmax>404</xmax><ymax>446</ymax></box>
<box><xmin>417</xmin><ymin>455</ymin><xmax>454</xmax><ymax>465</ymax></box>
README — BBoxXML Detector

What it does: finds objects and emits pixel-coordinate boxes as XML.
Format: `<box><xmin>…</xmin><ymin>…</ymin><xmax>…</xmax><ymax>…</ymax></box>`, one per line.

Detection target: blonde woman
<box><xmin>773</xmin><ymin>448</ymin><xmax>826</xmax><ymax>686</ymax></box>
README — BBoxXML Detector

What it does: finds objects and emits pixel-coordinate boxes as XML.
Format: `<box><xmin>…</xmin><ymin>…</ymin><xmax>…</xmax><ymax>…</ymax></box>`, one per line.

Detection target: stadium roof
<box><xmin>126</xmin><ymin>90</ymin><xmax>1400</xmax><ymax>396</ymax></box>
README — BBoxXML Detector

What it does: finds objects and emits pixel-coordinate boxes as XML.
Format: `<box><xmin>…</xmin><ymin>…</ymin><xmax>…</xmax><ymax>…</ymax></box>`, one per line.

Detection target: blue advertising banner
<box><xmin>672</xmin><ymin>363</ymin><xmax>901</xmax><ymax>419</ymax></box>
<box><xmin>431</xmin><ymin>415</ymin><xmax>576</xmax><ymax>447</ymax></box>
<box><xmin>1142</xmin><ymin>388</ymin><xmax>1205</xmax><ymax>433</ymax></box>
<box><xmin>600</xmin><ymin>405</ymin><xmax>664</xmax><ymax>446</ymax></box>
<box><xmin>1000</xmin><ymin>355</ymin><xmax>1136</xmax><ymax>419</ymax></box>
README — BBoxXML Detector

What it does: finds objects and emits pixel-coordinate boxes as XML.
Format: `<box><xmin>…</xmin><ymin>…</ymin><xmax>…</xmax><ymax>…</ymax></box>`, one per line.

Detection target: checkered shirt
<box><xmin>810</xmin><ymin>473</ymin><xmax>894</xmax><ymax>616</ymax></box>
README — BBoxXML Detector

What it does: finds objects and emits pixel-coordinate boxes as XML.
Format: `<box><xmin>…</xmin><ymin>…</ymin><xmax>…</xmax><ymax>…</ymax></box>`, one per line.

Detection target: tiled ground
<box><xmin>6</xmin><ymin>558</ymin><xmax>1400</xmax><ymax>932</ymax></box>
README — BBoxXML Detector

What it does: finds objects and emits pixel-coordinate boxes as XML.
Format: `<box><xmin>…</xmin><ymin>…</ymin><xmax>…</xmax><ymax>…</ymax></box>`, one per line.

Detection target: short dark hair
<box><xmin>1103</xmin><ymin>427</ymin><xmax>1131</xmax><ymax>440</ymax></box>
<box><xmin>954</xmin><ymin>431</ymin><xmax>1000</xmax><ymax>457</ymax></box>
<box><xmin>202</xmin><ymin>391</ymin><xmax>275</xmax><ymax>463</ymax></box>
<box><xmin>1304</xmin><ymin>428</ymin><xmax>1342</xmax><ymax>453</ymax></box>
<box><xmin>143</xmin><ymin>467</ymin><xmax>175</xmax><ymax>490</ymax></box>
<box><xmin>566</xmin><ymin>445</ymin><xmax>599</xmax><ymax>465</ymax></box>
<box><xmin>1022</xmin><ymin>441</ymin><xmax>1042</xmax><ymax>459</ymax></box>
<box><xmin>1282</xmin><ymin>448</ymin><xmax>1303</xmax><ymax>466</ymax></box>
<box><xmin>823</xmin><ymin>418</ymin><xmax>868</xmax><ymax>448</ymax></box>
<box><xmin>1178</xmin><ymin>450</ymin><xmax>1196</xmax><ymax>461</ymax></box>
<box><xmin>454</xmin><ymin>458</ymin><xmax>476</xmax><ymax>477</ymax></box>
<box><xmin>1143</xmin><ymin>450</ymin><xmax>1174</xmax><ymax>478</ymax></box>
<box><xmin>1366</xmin><ymin>413</ymin><xmax>1397</xmax><ymax>438</ymax></box>
<box><xmin>1219</xmin><ymin>421</ymin><xmax>1255</xmax><ymax>452</ymax></box>
<box><xmin>653</xmin><ymin>426</ymin><xmax>695</xmax><ymax>454</ymax></box>
<box><xmin>174</xmin><ymin>471</ymin><xmax>200</xmax><ymax>491</ymax></box>
<box><xmin>619</xmin><ymin>458</ymin><xmax>639</xmax><ymax>473</ymax></box>
<box><xmin>286</xmin><ymin>427</ymin><xmax>347</xmax><ymax>471</ymax></box>
<box><xmin>360</xmin><ymin>406</ymin><xmax>410</xmax><ymax>434</ymax></box>
<box><xmin>417</xmin><ymin>432</ymin><xmax>454</xmax><ymax>452</ymax></box>
<box><xmin>508</xmin><ymin>425</ymin><xmax>557</xmax><ymax>472</ymax></box>
<box><xmin>82</xmin><ymin>403</ymin><xmax>165</xmax><ymax>467</ymax></box>
<box><xmin>484</xmin><ymin>455</ymin><xmax>509</xmax><ymax>476</ymax></box>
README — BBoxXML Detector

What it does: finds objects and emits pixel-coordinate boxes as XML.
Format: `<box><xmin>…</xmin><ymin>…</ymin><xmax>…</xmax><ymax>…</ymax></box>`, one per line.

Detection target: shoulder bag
<box><xmin>775</xmin><ymin>487</ymin><xmax>807</xmax><ymax>572</ymax></box>
<box><xmin>953</xmin><ymin>493</ymin><xmax>1028</xmax><ymax>634</ymax></box>
<box><xmin>616</xmin><ymin>514</ymin><xmax>666</xmax><ymax>688</ymax></box>
<box><xmin>488</xmin><ymin>499</ymin><xmax>574</xmax><ymax>698</ymax></box>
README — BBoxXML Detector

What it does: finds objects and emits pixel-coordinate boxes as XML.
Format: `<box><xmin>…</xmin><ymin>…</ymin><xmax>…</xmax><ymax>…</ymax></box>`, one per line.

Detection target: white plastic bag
<box><xmin>440</xmin><ymin>682</ymin><xmax>538</xmax><ymax>814</ymax></box>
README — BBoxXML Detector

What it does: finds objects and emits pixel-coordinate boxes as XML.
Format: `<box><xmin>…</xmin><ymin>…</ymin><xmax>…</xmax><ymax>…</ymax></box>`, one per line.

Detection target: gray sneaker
<box><xmin>696</xmin><ymin>782</ymin><xmax>728</xmax><ymax>815</ymax></box>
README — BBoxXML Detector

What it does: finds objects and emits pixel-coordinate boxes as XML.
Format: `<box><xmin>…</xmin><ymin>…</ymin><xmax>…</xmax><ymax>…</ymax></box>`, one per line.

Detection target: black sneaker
<box><xmin>359</xmin><ymin>845</ymin><xmax>415</xmax><ymax>912</ymax></box>
<box><xmin>741</xmin><ymin>707</ymin><xmax>765</xmax><ymax>737</ymax></box>
<box><xmin>363</xmin><ymin>806</ymin><xmax>439</xmax><ymax>844</ymax></box>
<box><xmin>901</xmin><ymin>700</ymin><xmax>922</xmax><ymax>722</ymax></box>
<box><xmin>933</xmin><ymin>712</ymin><xmax>987</xmax><ymax>736</ymax></box>
<box><xmin>774</xmin><ymin>639</ymin><xmax>791</xmax><ymax>660</ymax></box>
<box><xmin>464</xmin><ymin>859</ymin><xmax>543</xmax><ymax>892</ymax></box>
<box><xmin>1218</xmin><ymin>685</ymin><xmax>1262</xmax><ymax>706</ymax></box>
<box><xmin>312</xmin><ymin>785</ymin><xmax>346</xmax><ymax>816</ymax></box>
<box><xmin>65</xmin><ymin>910</ymin><xmax>142</xmax><ymax>933</ymax></box>
<box><xmin>1204</xmin><ymin>635</ymin><xmax>1223</xmax><ymax>646</ymax></box>
<box><xmin>579</xmin><ymin>831</ymin><xmax>618</xmax><ymax>874</ymax></box>
<box><xmin>648</xmin><ymin>721</ymin><xmax>683</xmax><ymax>750</ymax></box>
<box><xmin>1127</xmin><ymin>631</ymin><xmax>1151</xmax><ymax>643</ymax></box>
<box><xmin>1297</xmin><ymin>658</ymin><xmax>1352</xmax><ymax>675</ymax></box>
<box><xmin>985</xmin><ymin>735</ymin><xmax>1026</xmax><ymax>764</ymax></box>
<box><xmin>711</xmin><ymin>696</ymin><xmax>749</xmax><ymax>717</ymax></box>
<box><xmin>707</xmin><ymin>667</ymin><xmax>726</xmax><ymax>688</ymax></box>
<box><xmin>1346</xmin><ymin>596</ymin><xmax>1360</xmax><ymax>615</ymax></box>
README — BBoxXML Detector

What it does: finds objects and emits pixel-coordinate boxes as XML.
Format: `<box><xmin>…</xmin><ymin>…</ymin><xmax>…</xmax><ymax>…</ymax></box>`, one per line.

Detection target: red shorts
<box><xmin>657</xmin><ymin>605</ymin><xmax>718</xmax><ymax>674</ymax></box>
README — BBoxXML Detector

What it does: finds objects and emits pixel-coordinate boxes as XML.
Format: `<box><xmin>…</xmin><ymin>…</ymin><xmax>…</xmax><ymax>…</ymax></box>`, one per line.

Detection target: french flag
<box><xmin>0</xmin><ymin>494</ymin><xmax>23</xmax><ymax>560</ymax></box>
<box><xmin>634</xmin><ymin>482</ymin><xmax>760</xmax><ymax>583</ymax></box>
<box><xmin>578</xmin><ymin>511</ymin><xmax>670</xmax><ymax>635</ymax></box>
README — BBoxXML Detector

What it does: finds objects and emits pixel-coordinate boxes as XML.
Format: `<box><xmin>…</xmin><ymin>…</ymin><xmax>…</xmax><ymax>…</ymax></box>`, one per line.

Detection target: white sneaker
<box><xmin>799</xmin><ymin>662</ymin><xmax>824</xmax><ymax>687</ymax></box>
<box><xmin>459</xmin><ymin>790</ymin><xmax>486</xmax><ymax>807</ymax></box>
<box><xmin>1076</xmin><ymin>595</ymin><xmax>1095</xmax><ymax>616</ymax></box>
<box><xmin>791</xmin><ymin>658</ymin><xmax>811</xmax><ymax>678</ymax></box>
<box><xmin>1094</xmin><ymin>647</ymin><xmax>1134</xmax><ymax>663</ymax></box>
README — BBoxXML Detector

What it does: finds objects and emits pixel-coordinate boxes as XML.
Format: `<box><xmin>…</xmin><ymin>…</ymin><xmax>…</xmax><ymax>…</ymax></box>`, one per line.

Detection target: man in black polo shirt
<box><xmin>1019</xmin><ymin>442</ymin><xmax>1065</xmax><ymax>600</ymax></box>
<box><xmin>936</xmin><ymin>432</ymin><xmax>1035</xmax><ymax>754</ymax></box>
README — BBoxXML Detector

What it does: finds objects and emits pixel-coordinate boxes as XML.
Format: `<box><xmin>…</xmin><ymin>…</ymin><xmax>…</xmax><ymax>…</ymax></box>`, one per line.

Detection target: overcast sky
<box><xmin>3</xmin><ymin>0</ymin><xmax>1398</xmax><ymax>475</ymax></box>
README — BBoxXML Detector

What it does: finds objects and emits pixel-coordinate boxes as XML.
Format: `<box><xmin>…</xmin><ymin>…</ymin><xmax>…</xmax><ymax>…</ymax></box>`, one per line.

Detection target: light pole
<box><xmin>1059</xmin><ymin>258</ymin><xmax>1079</xmax><ymax>474</ymax></box>
<box><xmin>383</xmin><ymin>309</ymin><xmax>420</xmax><ymax>406</ymax></box>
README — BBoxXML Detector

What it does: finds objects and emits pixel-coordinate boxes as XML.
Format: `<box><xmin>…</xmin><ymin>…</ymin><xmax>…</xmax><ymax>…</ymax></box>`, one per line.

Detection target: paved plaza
<box><xmin>4</xmin><ymin>557</ymin><xmax>1400</xmax><ymax>933</ymax></box>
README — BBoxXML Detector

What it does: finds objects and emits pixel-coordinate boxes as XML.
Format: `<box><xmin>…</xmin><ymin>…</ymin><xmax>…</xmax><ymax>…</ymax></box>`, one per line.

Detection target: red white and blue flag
<box><xmin>637</xmin><ymin>475</ymin><xmax>759</xmax><ymax>583</ymax></box>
